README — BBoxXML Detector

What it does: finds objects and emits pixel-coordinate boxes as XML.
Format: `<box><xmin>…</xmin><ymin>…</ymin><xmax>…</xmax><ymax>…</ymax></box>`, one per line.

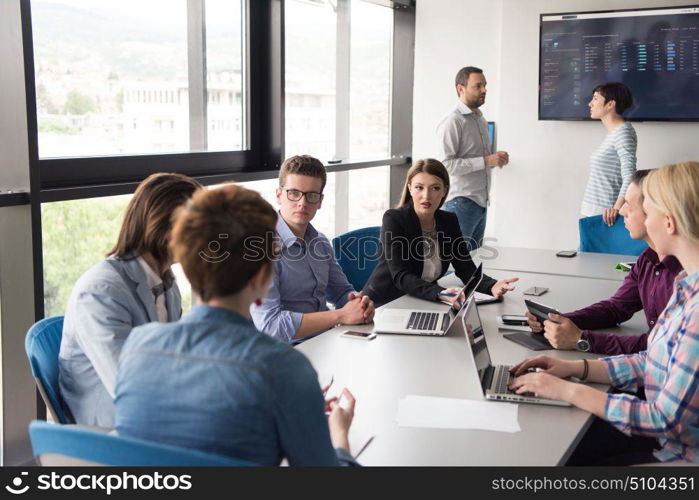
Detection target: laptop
<box><xmin>461</xmin><ymin>296</ymin><xmax>570</xmax><ymax>407</ymax></box>
<box><xmin>373</xmin><ymin>264</ymin><xmax>483</xmax><ymax>336</ymax></box>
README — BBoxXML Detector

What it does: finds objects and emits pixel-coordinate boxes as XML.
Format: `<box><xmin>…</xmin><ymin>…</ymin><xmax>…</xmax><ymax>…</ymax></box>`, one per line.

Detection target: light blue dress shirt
<box><xmin>116</xmin><ymin>305</ymin><xmax>358</xmax><ymax>466</ymax></box>
<box><xmin>250</xmin><ymin>213</ymin><xmax>355</xmax><ymax>343</ymax></box>
<box><xmin>59</xmin><ymin>255</ymin><xmax>181</xmax><ymax>427</ymax></box>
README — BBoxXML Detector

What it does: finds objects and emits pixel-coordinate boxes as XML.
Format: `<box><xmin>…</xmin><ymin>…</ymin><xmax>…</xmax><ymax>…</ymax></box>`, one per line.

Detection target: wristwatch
<box><xmin>576</xmin><ymin>334</ymin><xmax>591</xmax><ymax>352</ymax></box>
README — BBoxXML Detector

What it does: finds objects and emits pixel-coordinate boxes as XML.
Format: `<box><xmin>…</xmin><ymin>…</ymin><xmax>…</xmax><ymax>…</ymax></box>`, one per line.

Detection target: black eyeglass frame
<box><xmin>281</xmin><ymin>187</ymin><xmax>324</xmax><ymax>204</ymax></box>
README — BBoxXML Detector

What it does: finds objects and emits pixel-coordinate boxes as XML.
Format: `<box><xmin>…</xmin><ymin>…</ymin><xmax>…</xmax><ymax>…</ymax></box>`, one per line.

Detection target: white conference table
<box><xmin>477</xmin><ymin>246</ymin><xmax>639</xmax><ymax>282</ymax></box>
<box><xmin>297</xmin><ymin>267</ymin><xmax>646</xmax><ymax>466</ymax></box>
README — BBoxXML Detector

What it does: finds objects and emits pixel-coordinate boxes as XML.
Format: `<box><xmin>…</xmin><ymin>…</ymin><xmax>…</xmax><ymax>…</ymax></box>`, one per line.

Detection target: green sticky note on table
<box><xmin>615</xmin><ymin>261</ymin><xmax>635</xmax><ymax>272</ymax></box>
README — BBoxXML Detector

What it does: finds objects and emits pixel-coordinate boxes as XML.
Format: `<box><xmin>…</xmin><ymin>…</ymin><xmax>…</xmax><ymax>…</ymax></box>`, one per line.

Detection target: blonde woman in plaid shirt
<box><xmin>509</xmin><ymin>161</ymin><xmax>699</xmax><ymax>465</ymax></box>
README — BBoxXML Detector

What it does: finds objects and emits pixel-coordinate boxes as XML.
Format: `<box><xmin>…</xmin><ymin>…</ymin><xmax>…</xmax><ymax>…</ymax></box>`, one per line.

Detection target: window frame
<box><xmin>22</xmin><ymin>0</ymin><xmax>284</xmax><ymax>194</ymax></box>
<box><xmin>22</xmin><ymin>0</ymin><xmax>414</xmax><ymax>320</ymax></box>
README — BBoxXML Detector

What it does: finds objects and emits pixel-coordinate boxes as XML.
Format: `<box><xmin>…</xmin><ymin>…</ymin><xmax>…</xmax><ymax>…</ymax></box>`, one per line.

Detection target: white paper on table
<box><xmin>396</xmin><ymin>395</ymin><xmax>521</xmax><ymax>433</ymax></box>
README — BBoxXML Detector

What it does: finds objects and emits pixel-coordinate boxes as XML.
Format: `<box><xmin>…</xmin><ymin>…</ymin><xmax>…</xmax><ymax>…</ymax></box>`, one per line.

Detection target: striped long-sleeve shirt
<box><xmin>581</xmin><ymin>122</ymin><xmax>637</xmax><ymax>216</ymax></box>
<box><xmin>602</xmin><ymin>270</ymin><xmax>699</xmax><ymax>463</ymax></box>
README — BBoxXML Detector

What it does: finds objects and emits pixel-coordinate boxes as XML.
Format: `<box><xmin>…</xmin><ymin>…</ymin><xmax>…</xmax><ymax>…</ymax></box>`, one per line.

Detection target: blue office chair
<box><xmin>29</xmin><ymin>421</ymin><xmax>255</xmax><ymax>466</ymax></box>
<box><xmin>332</xmin><ymin>226</ymin><xmax>381</xmax><ymax>291</ymax></box>
<box><xmin>24</xmin><ymin>316</ymin><xmax>74</xmax><ymax>424</ymax></box>
<box><xmin>579</xmin><ymin>215</ymin><xmax>647</xmax><ymax>256</ymax></box>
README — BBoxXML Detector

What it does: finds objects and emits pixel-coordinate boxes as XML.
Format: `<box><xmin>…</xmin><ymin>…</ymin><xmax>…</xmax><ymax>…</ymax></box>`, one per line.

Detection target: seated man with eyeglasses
<box><xmin>251</xmin><ymin>155</ymin><xmax>375</xmax><ymax>342</ymax></box>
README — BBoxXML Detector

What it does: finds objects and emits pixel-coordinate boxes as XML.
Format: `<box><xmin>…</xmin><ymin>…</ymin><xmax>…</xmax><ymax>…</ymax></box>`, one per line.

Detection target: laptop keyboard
<box><xmin>493</xmin><ymin>365</ymin><xmax>536</xmax><ymax>397</ymax></box>
<box><xmin>494</xmin><ymin>366</ymin><xmax>513</xmax><ymax>394</ymax></box>
<box><xmin>441</xmin><ymin>313</ymin><xmax>450</xmax><ymax>332</ymax></box>
<box><xmin>406</xmin><ymin>311</ymin><xmax>440</xmax><ymax>331</ymax></box>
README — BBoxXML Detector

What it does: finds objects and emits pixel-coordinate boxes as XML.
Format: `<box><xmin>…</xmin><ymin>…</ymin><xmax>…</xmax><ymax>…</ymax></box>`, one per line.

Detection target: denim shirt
<box><xmin>115</xmin><ymin>305</ymin><xmax>357</xmax><ymax>466</ymax></box>
<box><xmin>60</xmin><ymin>256</ymin><xmax>181</xmax><ymax>427</ymax></box>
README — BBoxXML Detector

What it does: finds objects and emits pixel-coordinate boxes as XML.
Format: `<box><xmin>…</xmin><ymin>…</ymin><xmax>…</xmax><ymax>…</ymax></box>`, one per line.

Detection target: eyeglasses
<box><xmin>281</xmin><ymin>188</ymin><xmax>323</xmax><ymax>204</ymax></box>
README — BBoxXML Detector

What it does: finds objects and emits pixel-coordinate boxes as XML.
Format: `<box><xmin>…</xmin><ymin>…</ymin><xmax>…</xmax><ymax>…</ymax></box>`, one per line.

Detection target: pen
<box><xmin>355</xmin><ymin>435</ymin><xmax>375</xmax><ymax>459</ymax></box>
<box><xmin>324</xmin><ymin>375</ymin><xmax>334</xmax><ymax>396</ymax></box>
<box><xmin>439</xmin><ymin>292</ymin><xmax>456</xmax><ymax>297</ymax></box>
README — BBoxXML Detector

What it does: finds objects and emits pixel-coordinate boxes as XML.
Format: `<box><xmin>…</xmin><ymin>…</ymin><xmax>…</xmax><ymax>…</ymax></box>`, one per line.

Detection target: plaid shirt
<box><xmin>602</xmin><ymin>270</ymin><xmax>699</xmax><ymax>463</ymax></box>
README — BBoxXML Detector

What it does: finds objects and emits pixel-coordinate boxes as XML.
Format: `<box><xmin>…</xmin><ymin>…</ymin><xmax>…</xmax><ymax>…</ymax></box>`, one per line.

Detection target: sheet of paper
<box><xmin>397</xmin><ymin>395</ymin><xmax>520</xmax><ymax>433</ymax></box>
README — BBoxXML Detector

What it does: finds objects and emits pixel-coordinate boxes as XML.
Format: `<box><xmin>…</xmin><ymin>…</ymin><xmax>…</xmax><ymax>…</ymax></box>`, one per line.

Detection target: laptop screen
<box><xmin>447</xmin><ymin>263</ymin><xmax>483</xmax><ymax>318</ymax></box>
<box><xmin>463</xmin><ymin>296</ymin><xmax>492</xmax><ymax>385</ymax></box>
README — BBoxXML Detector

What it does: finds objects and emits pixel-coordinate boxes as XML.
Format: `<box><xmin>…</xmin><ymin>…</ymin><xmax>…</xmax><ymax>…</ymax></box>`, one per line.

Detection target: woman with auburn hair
<box><xmin>510</xmin><ymin>161</ymin><xmax>699</xmax><ymax>465</ymax></box>
<box><xmin>60</xmin><ymin>173</ymin><xmax>202</xmax><ymax>427</ymax></box>
<box><xmin>115</xmin><ymin>184</ymin><xmax>359</xmax><ymax>466</ymax></box>
<box><xmin>363</xmin><ymin>158</ymin><xmax>517</xmax><ymax>307</ymax></box>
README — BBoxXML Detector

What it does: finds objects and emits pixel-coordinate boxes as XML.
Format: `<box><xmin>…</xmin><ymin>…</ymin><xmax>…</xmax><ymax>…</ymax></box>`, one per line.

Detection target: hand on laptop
<box><xmin>543</xmin><ymin>314</ymin><xmax>582</xmax><ymax>350</ymax></box>
<box><xmin>490</xmin><ymin>277</ymin><xmax>518</xmax><ymax>298</ymax></box>
<box><xmin>509</xmin><ymin>356</ymin><xmax>582</xmax><ymax>401</ymax></box>
<box><xmin>509</xmin><ymin>355</ymin><xmax>578</xmax><ymax>379</ymax></box>
<box><xmin>525</xmin><ymin>311</ymin><xmax>543</xmax><ymax>333</ymax></box>
<box><xmin>508</xmin><ymin>370</ymin><xmax>571</xmax><ymax>402</ymax></box>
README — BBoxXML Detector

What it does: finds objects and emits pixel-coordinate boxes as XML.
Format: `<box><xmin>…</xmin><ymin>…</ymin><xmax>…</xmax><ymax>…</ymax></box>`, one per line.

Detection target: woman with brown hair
<box><xmin>59</xmin><ymin>172</ymin><xmax>201</xmax><ymax>427</ymax></box>
<box><xmin>115</xmin><ymin>184</ymin><xmax>358</xmax><ymax>466</ymax></box>
<box><xmin>363</xmin><ymin>158</ymin><xmax>517</xmax><ymax>307</ymax></box>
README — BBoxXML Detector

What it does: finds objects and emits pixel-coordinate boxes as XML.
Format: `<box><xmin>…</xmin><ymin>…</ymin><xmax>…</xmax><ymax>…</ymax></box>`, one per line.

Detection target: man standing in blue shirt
<box><xmin>251</xmin><ymin>155</ymin><xmax>375</xmax><ymax>342</ymax></box>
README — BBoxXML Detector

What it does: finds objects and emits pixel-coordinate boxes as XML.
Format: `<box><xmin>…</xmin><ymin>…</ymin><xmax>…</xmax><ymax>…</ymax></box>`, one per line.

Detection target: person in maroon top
<box><xmin>527</xmin><ymin>170</ymin><xmax>683</xmax><ymax>355</ymax></box>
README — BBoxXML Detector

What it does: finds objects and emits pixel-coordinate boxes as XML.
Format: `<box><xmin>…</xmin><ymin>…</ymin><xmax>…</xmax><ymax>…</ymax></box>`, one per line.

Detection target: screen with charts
<box><xmin>539</xmin><ymin>6</ymin><xmax>699</xmax><ymax>121</ymax></box>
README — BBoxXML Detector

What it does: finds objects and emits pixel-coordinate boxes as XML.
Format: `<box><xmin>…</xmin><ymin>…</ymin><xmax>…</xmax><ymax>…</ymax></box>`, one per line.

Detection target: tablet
<box><xmin>524</xmin><ymin>299</ymin><xmax>561</xmax><ymax>324</ymax></box>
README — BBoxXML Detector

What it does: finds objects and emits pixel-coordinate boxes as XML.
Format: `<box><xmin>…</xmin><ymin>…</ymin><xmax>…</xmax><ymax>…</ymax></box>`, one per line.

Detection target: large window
<box><xmin>285</xmin><ymin>0</ymin><xmax>392</xmax><ymax>237</ymax></box>
<box><xmin>349</xmin><ymin>0</ymin><xmax>391</xmax><ymax>160</ymax></box>
<box><xmin>284</xmin><ymin>0</ymin><xmax>337</xmax><ymax>160</ymax></box>
<box><xmin>35</xmin><ymin>0</ymin><xmax>410</xmax><ymax>315</ymax></box>
<box><xmin>285</xmin><ymin>0</ymin><xmax>392</xmax><ymax>161</ymax></box>
<box><xmin>31</xmin><ymin>0</ymin><xmax>244</xmax><ymax>158</ymax></box>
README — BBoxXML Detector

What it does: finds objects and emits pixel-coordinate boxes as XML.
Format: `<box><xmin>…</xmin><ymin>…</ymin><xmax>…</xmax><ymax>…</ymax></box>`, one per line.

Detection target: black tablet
<box><xmin>524</xmin><ymin>299</ymin><xmax>561</xmax><ymax>324</ymax></box>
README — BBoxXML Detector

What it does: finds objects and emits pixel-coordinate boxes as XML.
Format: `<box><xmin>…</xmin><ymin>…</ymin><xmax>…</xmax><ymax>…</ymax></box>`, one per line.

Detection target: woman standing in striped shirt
<box><xmin>510</xmin><ymin>161</ymin><xmax>699</xmax><ymax>465</ymax></box>
<box><xmin>581</xmin><ymin>82</ymin><xmax>637</xmax><ymax>226</ymax></box>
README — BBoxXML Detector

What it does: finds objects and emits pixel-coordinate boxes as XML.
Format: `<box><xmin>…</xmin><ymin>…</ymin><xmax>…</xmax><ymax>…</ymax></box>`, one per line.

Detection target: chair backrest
<box><xmin>579</xmin><ymin>215</ymin><xmax>647</xmax><ymax>256</ymax></box>
<box><xmin>24</xmin><ymin>316</ymin><xmax>74</xmax><ymax>424</ymax></box>
<box><xmin>332</xmin><ymin>226</ymin><xmax>381</xmax><ymax>291</ymax></box>
<box><xmin>29</xmin><ymin>421</ymin><xmax>255</xmax><ymax>466</ymax></box>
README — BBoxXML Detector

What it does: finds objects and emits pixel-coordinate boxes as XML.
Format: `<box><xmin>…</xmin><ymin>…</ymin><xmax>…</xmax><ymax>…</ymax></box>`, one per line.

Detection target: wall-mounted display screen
<box><xmin>539</xmin><ymin>6</ymin><xmax>699</xmax><ymax>121</ymax></box>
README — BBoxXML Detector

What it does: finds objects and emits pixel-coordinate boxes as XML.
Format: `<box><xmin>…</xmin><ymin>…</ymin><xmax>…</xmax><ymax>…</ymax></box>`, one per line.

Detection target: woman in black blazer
<box><xmin>363</xmin><ymin>159</ymin><xmax>517</xmax><ymax>307</ymax></box>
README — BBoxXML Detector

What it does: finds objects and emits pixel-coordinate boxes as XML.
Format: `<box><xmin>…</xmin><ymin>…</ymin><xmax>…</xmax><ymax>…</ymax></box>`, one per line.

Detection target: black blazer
<box><xmin>363</xmin><ymin>204</ymin><xmax>497</xmax><ymax>306</ymax></box>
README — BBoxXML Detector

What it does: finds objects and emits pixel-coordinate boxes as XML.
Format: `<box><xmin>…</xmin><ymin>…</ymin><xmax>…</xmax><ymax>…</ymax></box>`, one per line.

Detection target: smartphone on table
<box><xmin>501</xmin><ymin>314</ymin><xmax>529</xmax><ymax>326</ymax></box>
<box><xmin>340</xmin><ymin>330</ymin><xmax>376</xmax><ymax>341</ymax></box>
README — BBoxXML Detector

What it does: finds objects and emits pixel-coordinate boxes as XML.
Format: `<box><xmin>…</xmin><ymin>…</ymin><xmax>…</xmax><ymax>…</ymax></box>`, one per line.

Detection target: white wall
<box><xmin>413</xmin><ymin>0</ymin><xmax>502</xmax><ymax>162</ymax></box>
<box><xmin>414</xmin><ymin>0</ymin><xmax>699</xmax><ymax>250</ymax></box>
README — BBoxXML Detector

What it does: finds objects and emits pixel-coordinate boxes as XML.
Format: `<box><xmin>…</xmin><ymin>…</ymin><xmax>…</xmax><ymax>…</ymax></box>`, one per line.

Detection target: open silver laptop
<box><xmin>461</xmin><ymin>296</ymin><xmax>570</xmax><ymax>407</ymax></box>
<box><xmin>373</xmin><ymin>264</ymin><xmax>482</xmax><ymax>336</ymax></box>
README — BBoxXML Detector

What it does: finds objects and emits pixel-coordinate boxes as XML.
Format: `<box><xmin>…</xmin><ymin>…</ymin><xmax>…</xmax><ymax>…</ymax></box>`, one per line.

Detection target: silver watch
<box><xmin>576</xmin><ymin>336</ymin><xmax>591</xmax><ymax>352</ymax></box>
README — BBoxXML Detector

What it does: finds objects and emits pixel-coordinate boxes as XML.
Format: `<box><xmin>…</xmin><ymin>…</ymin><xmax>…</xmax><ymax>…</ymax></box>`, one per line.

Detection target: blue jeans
<box><xmin>443</xmin><ymin>196</ymin><xmax>487</xmax><ymax>250</ymax></box>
